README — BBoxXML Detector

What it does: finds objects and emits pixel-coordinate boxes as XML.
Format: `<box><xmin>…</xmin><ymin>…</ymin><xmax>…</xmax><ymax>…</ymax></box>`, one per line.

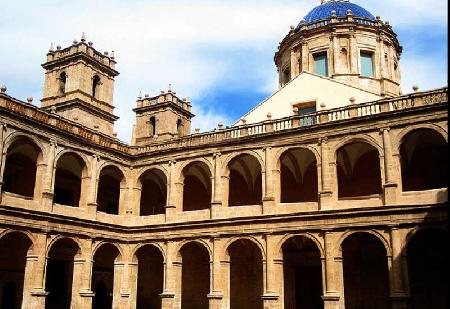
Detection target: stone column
<box><xmin>389</xmin><ymin>227</ymin><xmax>409</xmax><ymax>309</ymax></box>
<box><xmin>208</xmin><ymin>237</ymin><xmax>224</xmax><ymax>309</ymax></box>
<box><xmin>332</xmin><ymin>33</ymin><xmax>338</xmax><ymax>75</ymax></box>
<box><xmin>78</xmin><ymin>239</ymin><xmax>94</xmax><ymax>308</ymax></box>
<box><xmin>165</xmin><ymin>160</ymin><xmax>177</xmax><ymax>222</ymax></box>
<box><xmin>126</xmin><ymin>261</ymin><xmax>138</xmax><ymax>309</ymax></box>
<box><xmin>112</xmin><ymin>261</ymin><xmax>125</xmax><ymax>309</ymax></box>
<box><xmin>319</xmin><ymin>138</ymin><xmax>333</xmax><ymax>210</ymax></box>
<box><xmin>211</xmin><ymin>153</ymin><xmax>222</xmax><ymax>218</ymax></box>
<box><xmin>322</xmin><ymin>231</ymin><xmax>341</xmax><ymax>309</ymax></box>
<box><xmin>262</xmin><ymin>234</ymin><xmax>280</xmax><ymax>308</ymax></box>
<box><xmin>290</xmin><ymin>49</ymin><xmax>297</xmax><ymax>79</ymax></box>
<box><xmin>349</xmin><ymin>30</ymin><xmax>358</xmax><ymax>74</ymax></box>
<box><xmin>87</xmin><ymin>154</ymin><xmax>99</xmax><ymax>217</ymax></box>
<box><xmin>22</xmin><ymin>232</ymin><xmax>48</xmax><ymax>309</ymax></box>
<box><xmin>381</xmin><ymin>128</ymin><xmax>399</xmax><ymax>205</ymax></box>
<box><xmin>160</xmin><ymin>241</ymin><xmax>176</xmax><ymax>308</ymax></box>
<box><xmin>263</xmin><ymin>147</ymin><xmax>275</xmax><ymax>214</ymax></box>
<box><xmin>301</xmin><ymin>42</ymin><xmax>309</xmax><ymax>72</ymax></box>
<box><xmin>71</xmin><ymin>254</ymin><xmax>88</xmax><ymax>308</ymax></box>
<box><xmin>42</xmin><ymin>139</ymin><xmax>57</xmax><ymax>211</ymax></box>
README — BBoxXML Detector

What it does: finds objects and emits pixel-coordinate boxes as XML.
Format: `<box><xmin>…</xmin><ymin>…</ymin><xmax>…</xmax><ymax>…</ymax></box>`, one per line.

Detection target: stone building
<box><xmin>0</xmin><ymin>1</ymin><xmax>448</xmax><ymax>309</ymax></box>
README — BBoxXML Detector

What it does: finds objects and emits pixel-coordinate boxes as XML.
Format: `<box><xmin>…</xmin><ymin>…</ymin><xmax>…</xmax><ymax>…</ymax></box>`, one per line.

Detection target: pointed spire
<box><xmin>168</xmin><ymin>83</ymin><xmax>172</xmax><ymax>92</ymax></box>
<box><xmin>81</xmin><ymin>32</ymin><xmax>86</xmax><ymax>42</ymax></box>
<box><xmin>111</xmin><ymin>50</ymin><xmax>115</xmax><ymax>59</ymax></box>
<box><xmin>49</xmin><ymin>43</ymin><xmax>54</xmax><ymax>52</ymax></box>
<box><xmin>138</xmin><ymin>90</ymin><xmax>142</xmax><ymax>99</ymax></box>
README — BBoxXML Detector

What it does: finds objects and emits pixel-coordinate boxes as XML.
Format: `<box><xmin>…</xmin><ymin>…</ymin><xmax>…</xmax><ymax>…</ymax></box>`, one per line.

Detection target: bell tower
<box><xmin>41</xmin><ymin>33</ymin><xmax>119</xmax><ymax>135</ymax></box>
<box><xmin>132</xmin><ymin>86</ymin><xmax>194</xmax><ymax>146</ymax></box>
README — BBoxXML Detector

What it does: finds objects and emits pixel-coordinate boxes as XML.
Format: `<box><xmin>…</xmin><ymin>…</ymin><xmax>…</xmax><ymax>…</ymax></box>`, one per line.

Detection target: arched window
<box><xmin>176</xmin><ymin>119</ymin><xmax>183</xmax><ymax>136</ymax></box>
<box><xmin>228</xmin><ymin>154</ymin><xmax>262</xmax><ymax>206</ymax></box>
<box><xmin>92</xmin><ymin>75</ymin><xmax>100</xmax><ymax>98</ymax></box>
<box><xmin>150</xmin><ymin>117</ymin><xmax>156</xmax><ymax>136</ymax></box>
<box><xmin>181</xmin><ymin>162</ymin><xmax>212</xmax><ymax>211</ymax></box>
<box><xmin>53</xmin><ymin>153</ymin><xmax>87</xmax><ymax>207</ymax></box>
<box><xmin>139</xmin><ymin>169</ymin><xmax>167</xmax><ymax>216</ymax></box>
<box><xmin>59</xmin><ymin>72</ymin><xmax>67</xmax><ymax>95</ymax></box>
<box><xmin>97</xmin><ymin>166</ymin><xmax>125</xmax><ymax>215</ymax></box>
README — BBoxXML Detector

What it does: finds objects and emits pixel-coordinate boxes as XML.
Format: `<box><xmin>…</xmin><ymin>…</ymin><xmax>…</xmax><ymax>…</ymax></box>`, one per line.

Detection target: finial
<box><xmin>137</xmin><ymin>90</ymin><xmax>142</xmax><ymax>99</ymax></box>
<box><xmin>266</xmin><ymin>112</ymin><xmax>272</xmax><ymax>120</ymax></box>
<box><xmin>56</xmin><ymin>45</ymin><xmax>61</xmax><ymax>50</ymax></box>
<box><xmin>81</xmin><ymin>32</ymin><xmax>86</xmax><ymax>42</ymax></box>
<box><xmin>168</xmin><ymin>83</ymin><xmax>172</xmax><ymax>92</ymax></box>
<box><xmin>73</xmin><ymin>39</ymin><xmax>78</xmax><ymax>45</ymax></box>
<box><xmin>0</xmin><ymin>85</ymin><xmax>7</xmax><ymax>93</ymax></box>
<box><xmin>195</xmin><ymin>128</ymin><xmax>200</xmax><ymax>133</ymax></box>
<box><xmin>349</xmin><ymin>97</ymin><xmax>356</xmax><ymax>104</ymax></box>
<box><xmin>27</xmin><ymin>97</ymin><xmax>33</xmax><ymax>103</ymax></box>
<box><xmin>347</xmin><ymin>9</ymin><xmax>353</xmax><ymax>15</ymax></box>
<box><xmin>412</xmin><ymin>85</ymin><xmax>419</xmax><ymax>92</ymax></box>
<box><xmin>49</xmin><ymin>43</ymin><xmax>54</xmax><ymax>52</ymax></box>
<box><xmin>103</xmin><ymin>51</ymin><xmax>109</xmax><ymax>56</ymax></box>
<box><xmin>111</xmin><ymin>50</ymin><xmax>115</xmax><ymax>59</ymax></box>
<box><xmin>218</xmin><ymin>122</ymin><xmax>224</xmax><ymax>129</ymax></box>
<box><xmin>331</xmin><ymin>10</ymin><xmax>337</xmax><ymax>18</ymax></box>
<box><xmin>144</xmin><ymin>94</ymin><xmax>149</xmax><ymax>98</ymax></box>
<box><xmin>290</xmin><ymin>25</ymin><xmax>295</xmax><ymax>31</ymax></box>
<box><xmin>241</xmin><ymin>118</ymin><xmax>247</xmax><ymax>125</ymax></box>
<box><xmin>320</xmin><ymin>102</ymin><xmax>326</xmax><ymax>109</ymax></box>
<box><xmin>88</xmin><ymin>41</ymin><xmax>93</xmax><ymax>47</ymax></box>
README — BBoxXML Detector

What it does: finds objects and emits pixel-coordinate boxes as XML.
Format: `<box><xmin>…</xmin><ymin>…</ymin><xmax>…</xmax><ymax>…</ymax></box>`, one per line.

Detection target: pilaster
<box><xmin>42</xmin><ymin>139</ymin><xmax>57</xmax><ymax>211</ymax></box>
<box><xmin>381</xmin><ymin>128</ymin><xmax>399</xmax><ymax>205</ymax></box>
<box><xmin>389</xmin><ymin>226</ymin><xmax>409</xmax><ymax>309</ymax></box>
<box><xmin>262</xmin><ymin>147</ymin><xmax>275</xmax><ymax>214</ymax></box>
<box><xmin>165</xmin><ymin>160</ymin><xmax>177</xmax><ymax>222</ymax></box>
<box><xmin>319</xmin><ymin>138</ymin><xmax>333</xmax><ymax>210</ymax></box>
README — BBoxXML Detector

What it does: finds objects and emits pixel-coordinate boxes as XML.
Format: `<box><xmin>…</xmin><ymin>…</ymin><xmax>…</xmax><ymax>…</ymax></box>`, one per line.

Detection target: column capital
<box><xmin>379</xmin><ymin>126</ymin><xmax>390</xmax><ymax>134</ymax></box>
<box><xmin>318</xmin><ymin>137</ymin><xmax>329</xmax><ymax>145</ymax></box>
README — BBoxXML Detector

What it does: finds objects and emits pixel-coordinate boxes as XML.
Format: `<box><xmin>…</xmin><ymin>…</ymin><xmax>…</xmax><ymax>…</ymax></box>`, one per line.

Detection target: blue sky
<box><xmin>0</xmin><ymin>0</ymin><xmax>447</xmax><ymax>142</ymax></box>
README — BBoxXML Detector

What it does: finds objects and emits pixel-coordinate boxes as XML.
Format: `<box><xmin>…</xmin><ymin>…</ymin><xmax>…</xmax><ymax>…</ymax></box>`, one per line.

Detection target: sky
<box><xmin>0</xmin><ymin>0</ymin><xmax>447</xmax><ymax>143</ymax></box>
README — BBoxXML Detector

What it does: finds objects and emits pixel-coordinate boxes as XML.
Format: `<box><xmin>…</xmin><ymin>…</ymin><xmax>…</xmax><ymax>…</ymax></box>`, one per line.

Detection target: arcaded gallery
<box><xmin>0</xmin><ymin>0</ymin><xmax>448</xmax><ymax>308</ymax></box>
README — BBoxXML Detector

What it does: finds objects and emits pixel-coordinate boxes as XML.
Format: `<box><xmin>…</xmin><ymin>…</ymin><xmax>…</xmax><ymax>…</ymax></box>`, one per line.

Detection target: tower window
<box><xmin>150</xmin><ymin>117</ymin><xmax>156</xmax><ymax>136</ymax></box>
<box><xmin>59</xmin><ymin>72</ymin><xmax>67</xmax><ymax>95</ymax></box>
<box><xmin>92</xmin><ymin>75</ymin><xmax>101</xmax><ymax>98</ymax></box>
<box><xmin>313</xmin><ymin>53</ymin><xmax>328</xmax><ymax>76</ymax></box>
<box><xmin>177</xmin><ymin>119</ymin><xmax>183</xmax><ymax>136</ymax></box>
<box><xmin>360</xmin><ymin>51</ymin><xmax>374</xmax><ymax>77</ymax></box>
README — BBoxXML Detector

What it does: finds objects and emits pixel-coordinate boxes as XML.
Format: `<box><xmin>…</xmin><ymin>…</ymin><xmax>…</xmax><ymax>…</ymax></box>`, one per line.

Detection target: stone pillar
<box><xmin>71</xmin><ymin>254</ymin><xmax>88</xmax><ymax>308</ymax></box>
<box><xmin>112</xmin><ymin>261</ymin><xmax>125</xmax><ymax>309</ymax></box>
<box><xmin>262</xmin><ymin>234</ymin><xmax>280</xmax><ymax>308</ymax></box>
<box><xmin>389</xmin><ymin>227</ymin><xmax>409</xmax><ymax>309</ymax></box>
<box><xmin>322</xmin><ymin>231</ymin><xmax>341</xmax><ymax>309</ymax></box>
<box><xmin>126</xmin><ymin>261</ymin><xmax>138</xmax><ymax>309</ymax></box>
<box><xmin>165</xmin><ymin>160</ymin><xmax>177</xmax><ymax>222</ymax></box>
<box><xmin>349</xmin><ymin>31</ymin><xmax>358</xmax><ymax>74</ymax></box>
<box><xmin>160</xmin><ymin>241</ymin><xmax>176</xmax><ymax>309</ymax></box>
<box><xmin>78</xmin><ymin>239</ymin><xmax>94</xmax><ymax>308</ymax></box>
<box><xmin>319</xmin><ymin>138</ymin><xmax>333</xmax><ymax>210</ymax></box>
<box><xmin>22</xmin><ymin>232</ymin><xmax>48</xmax><ymax>309</ymax></box>
<box><xmin>42</xmin><ymin>139</ymin><xmax>57</xmax><ymax>211</ymax></box>
<box><xmin>301</xmin><ymin>42</ymin><xmax>308</xmax><ymax>72</ymax></box>
<box><xmin>290</xmin><ymin>50</ymin><xmax>297</xmax><ymax>79</ymax></box>
<box><xmin>263</xmin><ymin>147</ymin><xmax>275</xmax><ymax>214</ymax></box>
<box><xmin>211</xmin><ymin>153</ymin><xmax>222</xmax><ymax>218</ymax></box>
<box><xmin>221</xmin><ymin>174</ymin><xmax>230</xmax><ymax>208</ymax></box>
<box><xmin>381</xmin><ymin>128</ymin><xmax>399</xmax><ymax>205</ymax></box>
<box><xmin>208</xmin><ymin>237</ymin><xmax>224</xmax><ymax>309</ymax></box>
<box><xmin>378</xmin><ymin>37</ymin><xmax>385</xmax><ymax>80</ymax></box>
<box><xmin>332</xmin><ymin>33</ymin><xmax>338</xmax><ymax>75</ymax></box>
<box><xmin>87</xmin><ymin>154</ymin><xmax>99</xmax><ymax>217</ymax></box>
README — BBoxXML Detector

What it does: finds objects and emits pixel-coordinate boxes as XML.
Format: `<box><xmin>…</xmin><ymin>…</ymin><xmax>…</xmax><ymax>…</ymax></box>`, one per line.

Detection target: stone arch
<box><xmin>96</xmin><ymin>164</ymin><xmax>127</xmax><ymax>215</ymax></box>
<box><xmin>223</xmin><ymin>236</ymin><xmax>266</xmax><ymax>261</ymax></box>
<box><xmin>45</xmin><ymin>235</ymin><xmax>82</xmax><ymax>257</ymax></box>
<box><xmin>135</xmin><ymin>165</ymin><xmax>169</xmax><ymax>188</ymax></box>
<box><xmin>277</xmin><ymin>233</ymin><xmax>324</xmax><ymax>259</ymax></box>
<box><xmin>53</xmin><ymin>150</ymin><xmax>90</xmax><ymax>207</ymax></box>
<box><xmin>274</xmin><ymin>145</ymin><xmax>320</xmax><ymax>171</ymax></box>
<box><xmin>179</xmin><ymin>160</ymin><xmax>212</xmax><ymax>211</ymax></box>
<box><xmin>97</xmin><ymin>162</ymin><xmax>128</xmax><ymax>184</ymax></box>
<box><xmin>175</xmin><ymin>239</ymin><xmax>212</xmax><ymax>262</ymax></box>
<box><xmin>277</xmin><ymin>147</ymin><xmax>320</xmax><ymax>203</ymax></box>
<box><xmin>336</xmin><ymin>229</ymin><xmax>391</xmax><ymax>257</ymax></box>
<box><xmin>92</xmin><ymin>241</ymin><xmax>124</xmax><ymax>263</ymax></box>
<box><xmin>131</xmin><ymin>242</ymin><xmax>166</xmax><ymax>264</ymax></box>
<box><xmin>221</xmin><ymin>150</ymin><xmax>265</xmax><ymax>176</ymax></box>
<box><xmin>176</xmin><ymin>157</ymin><xmax>213</xmax><ymax>182</ymax></box>
<box><xmin>137</xmin><ymin>166</ymin><xmax>168</xmax><ymax>216</ymax></box>
<box><xmin>404</xmin><ymin>225</ymin><xmax>448</xmax><ymax>248</ymax></box>
<box><xmin>332</xmin><ymin>134</ymin><xmax>384</xmax><ymax>159</ymax></box>
<box><xmin>3</xmin><ymin>131</ymin><xmax>46</xmax><ymax>158</ymax></box>
<box><xmin>335</xmin><ymin>137</ymin><xmax>383</xmax><ymax>198</ymax></box>
<box><xmin>2</xmin><ymin>133</ymin><xmax>45</xmax><ymax>198</ymax></box>
<box><xmin>394</xmin><ymin>123</ymin><xmax>448</xmax><ymax>154</ymax></box>
<box><xmin>0</xmin><ymin>229</ymin><xmax>35</xmax><ymax>252</ymax></box>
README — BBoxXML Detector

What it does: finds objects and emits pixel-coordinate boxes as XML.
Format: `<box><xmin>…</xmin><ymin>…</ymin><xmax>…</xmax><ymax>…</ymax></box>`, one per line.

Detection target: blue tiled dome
<box><xmin>303</xmin><ymin>0</ymin><xmax>375</xmax><ymax>24</ymax></box>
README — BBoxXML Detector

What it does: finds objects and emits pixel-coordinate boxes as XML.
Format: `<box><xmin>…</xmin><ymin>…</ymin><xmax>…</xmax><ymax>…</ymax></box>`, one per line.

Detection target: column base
<box><xmin>322</xmin><ymin>293</ymin><xmax>340</xmax><ymax>309</ymax></box>
<box><xmin>262</xmin><ymin>196</ymin><xmax>275</xmax><ymax>214</ymax></box>
<box><xmin>160</xmin><ymin>290</ymin><xmax>175</xmax><ymax>309</ymax></box>
<box><xmin>319</xmin><ymin>190</ymin><xmax>333</xmax><ymax>210</ymax></box>
<box><xmin>208</xmin><ymin>292</ymin><xmax>224</xmax><ymax>309</ymax></box>
<box><xmin>383</xmin><ymin>182</ymin><xmax>398</xmax><ymax>205</ymax></box>
<box><xmin>26</xmin><ymin>288</ymin><xmax>48</xmax><ymax>309</ymax></box>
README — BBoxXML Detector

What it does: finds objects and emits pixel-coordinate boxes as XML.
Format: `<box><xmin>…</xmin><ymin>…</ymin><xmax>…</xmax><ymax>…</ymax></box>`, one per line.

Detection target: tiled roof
<box><xmin>302</xmin><ymin>0</ymin><xmax>375</xmax><ymax>24</ymax></box>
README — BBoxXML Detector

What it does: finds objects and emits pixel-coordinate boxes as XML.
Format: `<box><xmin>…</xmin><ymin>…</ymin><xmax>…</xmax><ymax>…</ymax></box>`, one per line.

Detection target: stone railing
<box><xmin>0</xmin><ymin>88</ymin><xmax>447</xmax><ymax>156</ymax></box>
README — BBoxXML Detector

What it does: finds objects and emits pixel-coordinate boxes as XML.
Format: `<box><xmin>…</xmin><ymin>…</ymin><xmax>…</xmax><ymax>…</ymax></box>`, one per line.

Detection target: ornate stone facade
<box><xmin>0</xmin><ymin>1</ymin><xmax>448</xmax><ymax>309</ymax></box>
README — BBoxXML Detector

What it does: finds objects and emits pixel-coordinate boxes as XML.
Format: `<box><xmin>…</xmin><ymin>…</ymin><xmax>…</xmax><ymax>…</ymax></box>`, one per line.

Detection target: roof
<box><xmin>301</xmin><ymin>0</ymin><xmax>375</xmax><ymax>24</ymax></box>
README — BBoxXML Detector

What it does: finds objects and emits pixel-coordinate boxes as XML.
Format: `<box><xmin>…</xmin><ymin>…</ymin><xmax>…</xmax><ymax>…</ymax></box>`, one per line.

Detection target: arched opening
<box><xmin>2</xmin><ymin>137</ymin><xmax>40</xmax><ymax>197</ymax></box>
<box><xmin>45</xmin><ymin>238</ymin><xmax>80</xmax><ymax>309</ymax></box>
<box><xmin>407</xmin><ymin>229</ymin><xmax>448</xmax><ymax>308</ymax></box>
<box><xmin>228</xmin><ymin>239</ymin><xmax>263</xmax><ymax>309</ymax></box>
<box><xmin>150</xmin><ymin>117</ymin><xmax>156</xmax><ymax>137</ymax></box>
<box><xmin>176</xmin><ymin>119</ymin><xmax>183</xmax><ymax>136</ymax></box>
<box><xmin>280</xmin><ymin>148</ymin><xmax>318</xmax><ymax>203</ymax></box>
<box><xmin>92</xmin><ymin>243</ymin><xmax>120</xmax><ymax>309</ymax></box>
<box><xmin>97</xmin><ymin>166</ymin><xmax>124</xmax><ymax>215</ymax></box>
<box><xmin>342</xmin><ymin>233</ymin><xmax>389</xmax><ymax>309</ymax></box>
<box><xmin>180</xmin><ymin>242</ymin><xmax>210</xmax><ymax>309</ymax></box>
<box><xmin>282</xmin><ymin>236</ymin><xmax>323</xmax><ymax>309</ymax></box>
<box><xmin>0</xmin><ymin>232</ymin><xmax>32</xmax><ymax>309</ymax></box>
<box><xmin>182</xmin><ymin>162</ymin><xmax>211</xmax><ymax>211</ymax></box>
<box><xmin>59</xmin><ymin>72</ymin><xmax>67</xmax><ymax>95</ymax></box>
<box><xmin>336</xmin><ymin>142</ymin><xmax>382</xmax><ymax>198</ymax></box>
<box><xmin>139</xmin><ymin>169</ymin><xmax>167</xmax><ymax>216</ymax></box>
<box><xmin>400</xmin><ymin>129</ymin><xmax>448</xmax><ymax>191</ymax></box>
<box><xmin>228</xmin><ymin>154</ymin><xmax>262</xmax><ymax>206</ymax></box>
<box><xmin>136</xmin><ymin>245</ymin><xmax>164</xmax><ymax>309</ymax></box>
<box><xmin>53</xmin><ymin>153</ymin><xmax>87</xmax><ymax>207</ymax></box>
<box><xmin>92</xmin><ymin>75</ymin><xmax>100</xmax><ymax>98</ymax></box>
